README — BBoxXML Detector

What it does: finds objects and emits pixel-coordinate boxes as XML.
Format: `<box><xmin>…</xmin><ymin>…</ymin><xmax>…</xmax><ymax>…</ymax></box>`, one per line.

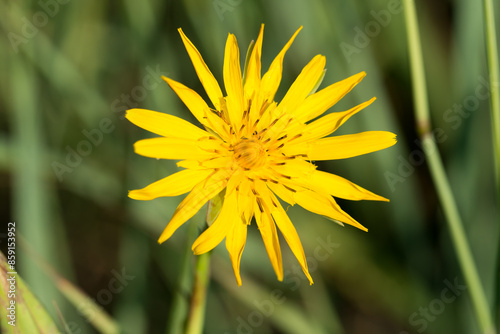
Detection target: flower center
<box><xmin>233</xmin><ymin>138</ymin><xmax>267</xmax><ymax>169</ymax></box>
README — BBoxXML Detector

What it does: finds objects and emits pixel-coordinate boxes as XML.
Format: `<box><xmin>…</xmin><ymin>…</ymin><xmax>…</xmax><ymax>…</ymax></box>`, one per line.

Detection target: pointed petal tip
<box><xmin>351</xmin><ymin>71</ymin><xmax>367</xmax><ymax>82</ymax></box>
<box><xmin>350</xmin><ymin>219</ymin><xmax>368</xmax><ymax>232</ymax></box>
<box><xmin>366</xmin><ymin>191</ymin><xmax>390</xmax><ymax>202</ymax></box>
<box><xmin>158</xmin><ymin>234</ymin><xmax>172</xmax><ymax>244</ymax></box>
<box><xmin>128</xmin><ymin>190</ymin><xmax>148</xmax><ymax>201</ymax></box>
<box><xmin>177</xmin><ymin>27</ymin><xmax>187</xmax><ymax>38</ymax></box>
<box><xmin>306</xmin><ymin>272</ymin><xmax>314</xmax><ymax>285</ymax></box>
<box><xmin>158</xmin><ymin>226</ymin><xmax>176</xmax><ymax>244</ymax></box>
<box><xmin>354</xmin><ymin>220</ymin><xmax>369</xmax><ymax>231</ymax></box>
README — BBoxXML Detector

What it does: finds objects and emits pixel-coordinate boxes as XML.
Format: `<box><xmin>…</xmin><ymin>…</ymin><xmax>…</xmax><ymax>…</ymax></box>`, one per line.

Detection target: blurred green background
<box><xmin>0</xmin><ymin>0</ymin><xmax>499</xmax><ymax>333</ymax></box>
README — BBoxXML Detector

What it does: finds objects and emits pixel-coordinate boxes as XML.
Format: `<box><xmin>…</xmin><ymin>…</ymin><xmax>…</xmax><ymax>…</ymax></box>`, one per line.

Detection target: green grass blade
<box><xmin>403</xmin><ymin>1</ymin><xmax>496</xmax><ymax>333</ymax></box>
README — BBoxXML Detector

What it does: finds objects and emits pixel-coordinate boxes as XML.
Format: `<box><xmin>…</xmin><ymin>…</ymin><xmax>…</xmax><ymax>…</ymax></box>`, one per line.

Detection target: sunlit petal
<box><xmin>126</xmin><ymin>108</ymin><xmax>210</xmax><ymax>140</ymax></box>
<box><xmin>158</xmin><ymin>169</ymin><xmax>231</xmax><ymax>244</ymax></box>
<box><xmin>307</xmin><ymin>170</ymin><xmax>389</xmax><ymax>202</ymax></box>
<box><xmin>192</xmin><ymin>192</ymin><xmax>237</xmax><ymax>254</ymax></box>
<box><xmin>226</xmin><ymin>214</ymin><xmax>248</xmax><ymax>286</ymax></box>
<box><xmin>134</xmin><ymin>137</ymin><xmax>220</xmax><ymax>160</ymax></box>
<box><xmin>254</xmin><ymin>201</ymin><xmax>283</xmax><ymax>281</ymax></box>
<box><xmin>223</xmin><ymin>33</ymin><xmax>244</xmax><ymax>127</ymax></box>
<box><xmin>178</xmin><ymin>28</ymin><xmax>224</xmax><ymax>110</ymax></box>
<box><xmin>294</xmin><ymin>71</ymin><xmax>367</xmax><ymax>122</ymax></box>
<box><xmin>129</xmin><ymin>168</ymin><xmax>213</xmax><ymax>200</ymax></box>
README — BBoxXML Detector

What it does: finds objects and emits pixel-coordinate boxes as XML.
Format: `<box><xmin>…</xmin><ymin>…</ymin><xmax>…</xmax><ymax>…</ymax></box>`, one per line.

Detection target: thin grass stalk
<box><xmin>184</xmin><ymin>252</ymin><xmax>211</xmax><ymax>334</ymax></box>
<box><xmin>403</xmin><ymin>1</ymin><xmax>496</xmax><ymax>333</ymax></box>
<box><xmin>166</xmin><ymin>221</ymin><xmax>198</xmax><ymax>334</ymax></box>
<box><xmin>482</xmin><ymin>0</ymin><xmax>500</xmax><ymax>195</ymax></box>
<box><xmin>482</xmin><ymin>0</ymin><xmax>500</xmax><ymax>325</ymax></box>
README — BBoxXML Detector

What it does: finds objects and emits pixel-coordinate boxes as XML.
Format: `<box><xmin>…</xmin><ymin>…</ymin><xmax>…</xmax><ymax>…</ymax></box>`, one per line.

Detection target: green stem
<box><xmin>185</xmin><ymin>252</ymin><xmax>211</xmax><ymax>334</ymax></box>
<box><xmin>483</xmin><ymin>0</ymin><xmax>500</xmax><ymax>193</ymax></box>
<box><xmin>166</xmin><ymin>221</ymin><xmax>198</xmax><ymax>334</ymax></box>
<box><xmin>403</xmin><ymin>1</ymin><xmax>496</xmax><ymax>333</ymax></box>
<box><xmin>482</xmin><ymin>0</ymin><xmax>500</xmax><ymax>325</ymax></box>
<box><xmin>424</xmin><ymin>136</ymin><xmax>494</xmax><ymax>334</ymax></box>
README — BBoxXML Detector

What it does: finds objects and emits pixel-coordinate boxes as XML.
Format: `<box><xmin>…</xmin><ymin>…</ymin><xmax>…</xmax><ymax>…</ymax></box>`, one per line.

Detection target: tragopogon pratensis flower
<box><xmin>127</xmin><ymin>25</ymin><xmax>397</xmax><ymax>285</ymax></box>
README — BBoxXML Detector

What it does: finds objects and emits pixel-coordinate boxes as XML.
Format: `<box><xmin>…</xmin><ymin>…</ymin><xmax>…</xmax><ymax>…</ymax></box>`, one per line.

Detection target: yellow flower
<box><xmin>127</xmin><ymin>25</ymin><xmax>397</xmax><ymax>286</ymax></box>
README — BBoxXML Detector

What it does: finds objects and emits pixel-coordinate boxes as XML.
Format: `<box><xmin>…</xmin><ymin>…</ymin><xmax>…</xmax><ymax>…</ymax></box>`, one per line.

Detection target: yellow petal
<box><xmin>284</xmin><ymin>131</ymin><xmax>397</xmax><ymax>160</ymax></box>
<box><xmin>191</xmin><ymin>192</ymin><xmax>237</xmax><ymax>254</ymax></box>
<box><xmin>270</xmin><ymin>158</ymin><xmax>316</xmax><ymax>179</ymax></box>
<box><xmin>236</xmin><ymin>177</ymin><xmax>254</xmax><ymax>225</ymax></box>
<box><xmin>310</xmin><ymin>131</ymin><xmax>397</xmax><ymax>160</ymax></box>
<box><xmin>129</xmin><ymin>168</ymin><xmax>213</xmax><ymax>200</ymax></box>
<box><xmin>277</xmin><ymin>54</ymin><xmax>326</xmax><ymax>115</ymax></box>
<box><xmin>294</xmin><ymin>71</ymin><xmax>366</xmax><ymax>123</ymax></box>
<box><xmin>267</xmin><ymin>182</ymin><xmax>296</xmax><ymax>205</ymax></box>
<box><xmin>225</xmin><ymin>214</ymin><xmax>248</xmax><ymax>286</ymax></box>
<box><xmin>126</xmin><ymin>108</ymin><xmax>209</xmax><ymax>140</ymax></box>
<box><xmin>176</xmin><ymin>159</ymin><xmax>201</xmax><ymax>169</ymax></box>
<box><xmin>260</xmin><ymin>26</ymin><xmax>302</xmax><ymax>103</ymax></box>
<box><xmin>133</xmin><ymin>137</ymin><xmax>219</xmax><ymax>160</ymax></box>
<box><xmin>158</xmin><ymin>169</ymin><xmax>231</xmax><ymax>244</ymax></box>
<box><xmin>295</xmin><ymin>97</ymin><xmax>376</xmax><ymax>142</ymax></box>
<box><xmin>294</xmin><ymin>189</ymin><xmax>367</xmax><ymax>231</ymax></box>
<box><xmin>178</xmin><ymin>28</ymin><xmax>224</xmax><ymax>110</ymax></box>
<box><xmin>252</xmin><ymin>101</ymin><xmax>277</xmax><ymax>134</ymax></box>
<box><xmin>269</xmin><ymin>197</ymin><xmax>313</xmax><ymax>285</ymax></box>
<box><xmin>202</xmin><ymin>106</ymin><xmax>231</xmax><ymax>138</ymax></box>
<box><xmin>177</xmin><ymin>156</ymin><xmax>233</xmax><ymax>170</ymax></box>
<box><xmin>223</xmin><ymin>33</ymin><xmax>244</xmax><ymax>127</ymax></box>
<box><xmin>255</xmin><ymin>181</ymin><xmax>313</xmax><ymax>284</ymax></box>
<box><xmin>162</xmin><ymin>76</ymin><xmax>213</xmax><ymax>128</ymax></box>
<box><xmin>254</xmin><ymin>201</ymin><xmax>283</xmax><ymax>281</ymax></box>
<box><xmin>162</xmin><ymin>77</ymin><xmax>229</xmax><ymax>138</ymax></box>
<box><xmin>199</xmin><ymin>156</ymin><xmax>234</xmax><ymax>169</ymax></box>
<box><xmin>243</xmin><ymin>24</ymin><xmax>264</xmax><ymax>102</ymax></box>
<box><xmin>307</xmin><ymin>170</ymin><xmax>389</xmax><ymax>202</ymax></box>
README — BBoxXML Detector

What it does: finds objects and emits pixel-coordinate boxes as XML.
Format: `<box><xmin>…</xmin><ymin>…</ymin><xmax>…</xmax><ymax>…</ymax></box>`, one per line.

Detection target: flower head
<box><xmin>127</xmin><ymin>25</ymin><xmax>396</xmax><ymax>285</ymax></box>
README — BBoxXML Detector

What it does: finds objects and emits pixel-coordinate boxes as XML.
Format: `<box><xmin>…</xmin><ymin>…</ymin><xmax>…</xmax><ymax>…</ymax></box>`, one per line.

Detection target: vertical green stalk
<box><xmin>168</xmin><ymin>197</ymin><xmax>219</xmax><ymax>334</ymax></box>
<box><xmin>403</xmin><ymin>1</ymin><xmax>496</xmax><ymax>333</ymax></box>
<box><xmin>185</xmin><ymin>252</ymin><xmax>211</xmax><ymax>334</ymax></box>
<box><xmin>482</xmin><ymin>0</ymin><xmax>500</xmax><ymax>325</ymax></box>
<box><xmin>166</xmin><ymin>221</ymin><xmax>198</xmax><ymax>334</ymax></box>
<box><xmin>482</xmin><ymin>0</ymin><xmax>500</xmax><ymax>194</ymax></box>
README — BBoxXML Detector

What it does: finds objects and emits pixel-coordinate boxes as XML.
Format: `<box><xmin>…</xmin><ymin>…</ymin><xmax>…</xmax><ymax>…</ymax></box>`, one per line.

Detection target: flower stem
<box><xmin>482</xmin><ymin>0</ymin><xmax>500</xmax><ymax>325</ymax></box>
<box><xmin>403</xmin><ymin>1</ymin><xmax>496</xmax><ymax>333</ymax></box>
<box><xmin>483</xmin><ymin>0</ymin><xmax>500</xmax><ymax>194</ymax></box>
<box><xmin>166</xmin><ymin>221</ymin><xmax>199</xmax><ymax>334</ymax></box>
<box><xmin>185</xmin><ymin>251</ymin><xmax>211</xmax><ymax>334</ymax></box>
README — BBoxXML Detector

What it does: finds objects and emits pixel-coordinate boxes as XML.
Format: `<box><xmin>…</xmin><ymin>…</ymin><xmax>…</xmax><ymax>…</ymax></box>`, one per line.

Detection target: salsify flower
<box><xmin>127</xmin><ymin>25</ymin><xmax>396</xmax><ymax>286</ymax></box>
